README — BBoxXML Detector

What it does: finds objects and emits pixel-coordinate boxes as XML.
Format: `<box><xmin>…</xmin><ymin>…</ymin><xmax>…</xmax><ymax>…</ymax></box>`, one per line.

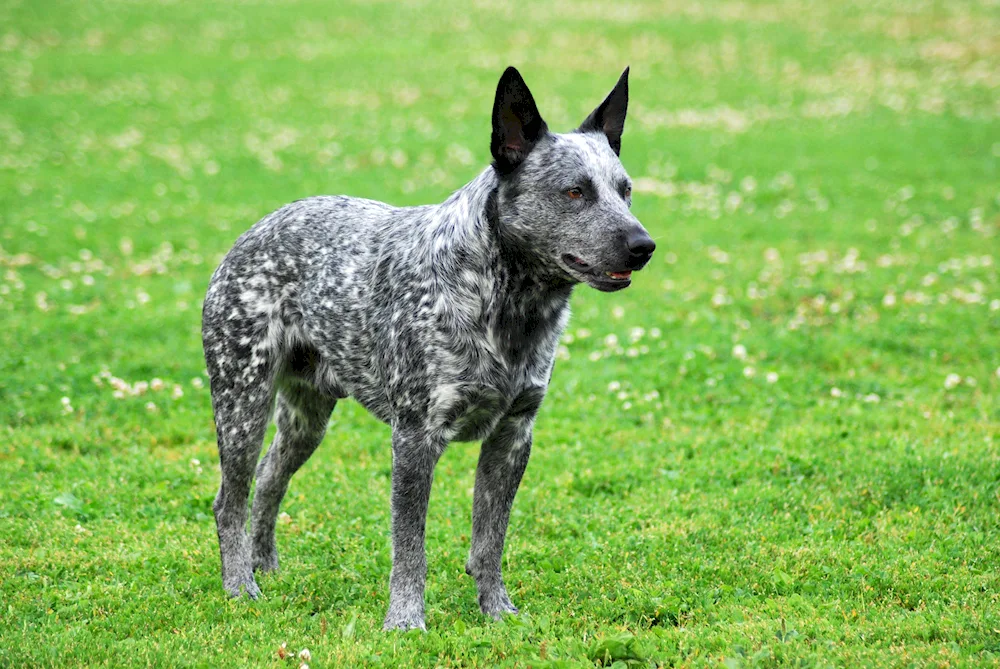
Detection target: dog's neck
<box><xmin>428</xmin><ymin>167</ymin><xmax>573</xmax><ymax>350</ymax></box>
<box><xmin>449</xmin><ymin>167</ymin><xmax>575</xmax><ymax>301</ymax></box>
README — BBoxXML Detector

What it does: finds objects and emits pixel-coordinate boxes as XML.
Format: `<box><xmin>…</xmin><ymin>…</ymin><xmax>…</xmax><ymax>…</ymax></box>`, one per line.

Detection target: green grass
<box><xmin>2</xmin><ymin>0</ymin><xmax>999</xmax><ymax>666</ymax></box>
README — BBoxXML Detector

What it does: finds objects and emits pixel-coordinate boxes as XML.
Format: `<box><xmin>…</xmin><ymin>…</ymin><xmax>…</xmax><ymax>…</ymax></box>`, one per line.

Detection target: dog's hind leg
<box><xmin>251</xmin><ymin>382</ymin><xmax>336</xmax><ymax>573</ymax></box>
<box><xmin>206</xmin><ymin>337</ymin><xmax>277</xmax><ymax>600</ymax></box>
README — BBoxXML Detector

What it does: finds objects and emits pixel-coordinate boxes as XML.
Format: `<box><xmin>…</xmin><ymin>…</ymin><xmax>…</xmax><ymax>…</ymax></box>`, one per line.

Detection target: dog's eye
<box><xmin>624</xmin><ymin>186</ymin><xmax>632</xmax><ymax>198</ymax></box>
<box><xmin>567</xmin><ymin>187</ymin><xmax>584</xmax><ymax>199</ymax></box>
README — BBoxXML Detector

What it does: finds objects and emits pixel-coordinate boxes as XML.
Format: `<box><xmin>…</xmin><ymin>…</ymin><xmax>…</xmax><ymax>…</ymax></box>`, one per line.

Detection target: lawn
<box><xmin>1</xmin><ymin>0</ymin><xmax>999</xmax><ymax>666</ymax></box>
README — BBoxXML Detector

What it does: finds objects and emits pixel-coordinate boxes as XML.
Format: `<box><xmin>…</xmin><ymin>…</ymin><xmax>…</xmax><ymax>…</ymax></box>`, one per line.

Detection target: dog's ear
<box><xmin>578</xmin><ymin>67</ymin><xmax>629</xmax><ymax>155</ymax></box>
<box><xmin>491</xmin><ymin>67</ymin><xmax>548</xmax><ymax>174</ymax></box>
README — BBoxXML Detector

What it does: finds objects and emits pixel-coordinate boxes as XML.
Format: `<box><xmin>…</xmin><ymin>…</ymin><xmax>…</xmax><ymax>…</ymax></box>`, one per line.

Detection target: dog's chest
<box><xmin>428</xmin><ymin>291</ymin><xmax>570</xmax><ymax>442</ymax></box>
<box><xmin>429</xmin><ymin>365</ymin><xmax>546</xmax><ymax>443</ymax></box>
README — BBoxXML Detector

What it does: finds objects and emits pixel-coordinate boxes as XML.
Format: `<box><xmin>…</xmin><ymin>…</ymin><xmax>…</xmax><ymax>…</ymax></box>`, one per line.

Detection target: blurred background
<box><xmin>3</xmin><ymin>0</ymin><xmax>997</xmax><ymax>393</ymax></box>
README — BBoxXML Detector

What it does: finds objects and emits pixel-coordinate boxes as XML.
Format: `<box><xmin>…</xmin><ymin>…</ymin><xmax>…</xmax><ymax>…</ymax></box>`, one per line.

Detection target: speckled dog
<box><xmin>202</xmin><ymin>66</ymin><xmax>654</xmax><ymax>630</ymax></box>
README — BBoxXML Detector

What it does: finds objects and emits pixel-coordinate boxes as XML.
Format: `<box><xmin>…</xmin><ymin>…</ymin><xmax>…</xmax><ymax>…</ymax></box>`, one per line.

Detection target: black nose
<box><xmin>626</xmin><ymin>229</ymin><xmax>656</xmax><ymax>258</ymax></box>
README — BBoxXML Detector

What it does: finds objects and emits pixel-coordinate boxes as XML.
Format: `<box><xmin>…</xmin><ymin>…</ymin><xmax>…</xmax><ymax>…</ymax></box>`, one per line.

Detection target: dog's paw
<box><xmin>383</xmin><ymin>618</ymin><xmax>426</xmax><ymax>631</ymax></box>
<box><xmin>479</xmin><ymin>590</ymin><xmax>519</xmax><ymax>620</ymax></box>
<box><xmin>383</xmin><ymin>604</ymin><xmax>426</xmax><ymax>631</ymax></box>
<box><xmin>224</xmin><ymin>577</ymin><xmax>262</xmax><ymax>600</ymax></box>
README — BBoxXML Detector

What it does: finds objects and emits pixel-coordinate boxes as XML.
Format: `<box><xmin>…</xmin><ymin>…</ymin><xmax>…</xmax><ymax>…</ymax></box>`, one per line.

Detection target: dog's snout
<box><xmin>626</xmin><ymin>229</ymin><xmax>655</xmax><ymax>258</ymax></box>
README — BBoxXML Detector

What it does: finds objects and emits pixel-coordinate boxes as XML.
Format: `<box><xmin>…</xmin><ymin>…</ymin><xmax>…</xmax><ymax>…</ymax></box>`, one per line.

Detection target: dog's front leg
<box><xmin>466</xmin><ymin>413</ymin><xmax>534</xmax><ymax>619</ymax></box>
<box><xmin>383</xmin><ymin>423</ymin><xmax>444</xmax><ymax>631</ymax></box>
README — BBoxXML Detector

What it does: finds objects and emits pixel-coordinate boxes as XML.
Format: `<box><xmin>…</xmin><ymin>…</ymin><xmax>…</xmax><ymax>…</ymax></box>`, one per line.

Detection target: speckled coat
<box><xmin>202</xmin><ymin>66</ymin><xmax>654</xmax><ymax>630</ymax></box>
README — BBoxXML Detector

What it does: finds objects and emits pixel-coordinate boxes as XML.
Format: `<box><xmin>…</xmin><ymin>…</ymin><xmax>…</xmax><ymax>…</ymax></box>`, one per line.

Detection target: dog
<box><xmin>202</xmin><ymin>66</ymin><xmax>654</xmax><ymax>630</ymax></box>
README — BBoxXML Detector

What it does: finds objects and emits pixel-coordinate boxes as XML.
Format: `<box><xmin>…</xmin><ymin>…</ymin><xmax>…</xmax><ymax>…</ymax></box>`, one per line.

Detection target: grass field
<box><xmin>2</xmin><ymin>0</ymin><xmax>999</xmax><ymax>666</ymax></box>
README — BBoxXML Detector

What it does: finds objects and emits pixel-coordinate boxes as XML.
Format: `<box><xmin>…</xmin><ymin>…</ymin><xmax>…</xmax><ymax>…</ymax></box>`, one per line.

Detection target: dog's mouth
<box><xmin>560</xmin><ymin>254</ymin><xmax>634</xmax><ymax>292</ymax></box>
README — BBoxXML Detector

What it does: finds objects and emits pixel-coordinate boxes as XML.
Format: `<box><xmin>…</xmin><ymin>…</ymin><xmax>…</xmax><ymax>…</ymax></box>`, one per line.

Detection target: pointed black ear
<box><xmin>491</xmin><ymin>67</ymin><xmax>548</xmax><ymax>174</ymax></box>
<box><xmin>578</xmin><ymin>67</ymin><xmax>629</xmax><ymax>155</ymax></box>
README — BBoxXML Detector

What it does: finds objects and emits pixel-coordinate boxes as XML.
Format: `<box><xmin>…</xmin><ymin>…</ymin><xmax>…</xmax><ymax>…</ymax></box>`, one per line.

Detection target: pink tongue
<box><xmin>609</xmin><ymin>270</ymin><xmax>632</xmax><ymax>279</ymax></box>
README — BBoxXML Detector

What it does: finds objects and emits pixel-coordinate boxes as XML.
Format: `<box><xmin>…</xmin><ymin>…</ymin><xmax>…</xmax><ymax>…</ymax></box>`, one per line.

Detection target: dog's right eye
<box><xmin>567</xmin><ymin>187</ymin><xmax>584</xmax><ymax>199</ymax></box>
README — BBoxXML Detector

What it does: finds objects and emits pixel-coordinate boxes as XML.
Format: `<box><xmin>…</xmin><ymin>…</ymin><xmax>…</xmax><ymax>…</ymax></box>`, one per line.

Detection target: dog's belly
<box><xmin>344</xmin><ymin>383</ymin><xmax>507</xmax><ymax>439</ymax></box>
<box><xmin>352</xmin><ymin>385</ymin><xmax>395</xmax><ymax>425</ymax></box>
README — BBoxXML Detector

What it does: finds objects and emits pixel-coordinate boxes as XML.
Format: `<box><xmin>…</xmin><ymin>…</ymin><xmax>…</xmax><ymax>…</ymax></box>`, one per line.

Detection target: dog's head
<box><xmin>490</xmin><ymin>67</ymin><xmax>654</xmax><ymax>292</ymax></box>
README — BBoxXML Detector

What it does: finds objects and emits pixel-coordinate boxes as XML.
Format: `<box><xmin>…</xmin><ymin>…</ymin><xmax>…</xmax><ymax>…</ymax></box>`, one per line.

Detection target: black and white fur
<box><xmin>202</xmin><ymin>67</ymin><xmax>654</xmax><ymax>630</ymax></box>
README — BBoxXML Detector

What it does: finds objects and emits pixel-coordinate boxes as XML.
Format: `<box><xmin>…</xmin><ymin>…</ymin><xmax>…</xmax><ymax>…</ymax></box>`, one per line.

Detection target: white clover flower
<box><xmin>830</xmin><ymin>387</ymin><xmax>843</xmax><ymax>398</ymax></box>
<box><xmin>608</xmin><ymin>381</ymin><xmax>621</xmax><ymax>392</ymax></box>
<box><xmin>34</xmin><ymin>292</ymin><xmax>50</xmax><ymax>311</ymax></box>
<box><xmin>732</xmin><ymin>344</ymin><xmax>748</xmax><ymax>360</ymax></box>
<box><xmin>743</xmin><ymin>366</ymin><xmax>756</xmax><ymax>378</ymax></box>
<box><xmin>944</xmin><ymin>373</ymin><xmax>962</xmax><ymax>390</ymax></box>
<box><xmin>576</xmin><ymin>328</ymin><xmax>591</xmax><ymax>339</ymax></box>
<box><xmin>298</xmin><ymin>649</ymin><xmax>311</xmax><ymax>662</ymax></box>
<box><xmin>191</xmin><ymin>377</ymin><xmax>205</xmax><ymax>389</ymax></box>
<box><xmin>603</xmin><ymin>333</ymin><xmax>618</xmax><ymax>348</ymax></box>
<box><xmin>864</xmin><ymin>393</ymin><xmax>880</xmax><ymax>403</ymax></box>
<box><xmin>145</xmin><ymin>401</ymin><xmax>157</xmax><ymax>412</ymax></box>
<box><xmin>612</xmin><ymin>305</ymin><xmax>625</xmax><ymax>319</ymax></box>
<box><xmin>882</xmin><ymin>293</ymin><xmax>896</xmax><ymax>307</ymax></box>
<box><xmin>150</xmin><ymin>378</ymin><xmax>164</xmax><ymax>392</ymax></box>
<box><xmin>766</xmin><ymin>372</ymin><xmax>779</xmax><ymax>384</ymax></box>
<box><xmin>172</xmin><ymin>385</ymin><xmax>184</xmax><ymax>399</ymax></box>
